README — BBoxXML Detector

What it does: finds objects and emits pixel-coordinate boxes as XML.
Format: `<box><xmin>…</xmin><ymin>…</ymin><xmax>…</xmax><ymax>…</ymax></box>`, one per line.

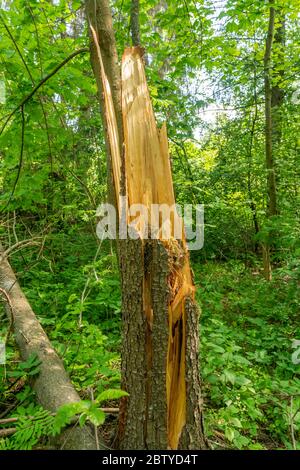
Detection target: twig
<box><xmin>0</xmin><ymin>417</ymin><xmax>19</xmax><ymax>425</ymax></box>
<box><xmin>100</xmin><ymin>408</ymin><xmax>119</xmax><ymax>414</ymax></box>
<box><xmin>0</xmin><ymin>238</ymin><xmax>42</xmax><ymax>263</ymax></box>
<box><xmin>0</xmin><ymin>48</ymin><xmax>89</xmax><ymax>136</ymax></box>
<box><xmin>208</xmin><ymin>438</ymin><xmax>229</xmax><ymax>449</ymax></box>
<box><xmin>0</xmin><ymin>104</ymin><xmax>25</xmax><ymax>213</ymax></box>
<box><xmin>0</xmin><ymin>13</ymin><xmax>34</xmax><ymax>82</ymax></box>
<box><xmin>0</xmin><ymin>401</ymin><xmax>18</xmax><ymax>419</ymax></box>
<box><xmin>0</xmin><ymin>427</ymin><xmax>16</xmax><ymax>438</ymax></box>
<box><xmin>214</xmin><ymin>429</ymin><xmax>225</xmax><ymax>439</ymax></box>
<box><xmin>89</xmin><ymin>388</ymin><xmax>100</xmax><ymax>450</ymax></box>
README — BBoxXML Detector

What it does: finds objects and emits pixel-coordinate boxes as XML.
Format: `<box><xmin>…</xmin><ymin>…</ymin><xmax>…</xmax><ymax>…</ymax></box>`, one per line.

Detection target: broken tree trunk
<box><xmin>0</xmin><ymin>243</ymin><xmax>98</xmax><ymax>450</ymax></box>
<box><xmin>87</xmin><ymin>2</ymin><xmax>207</xmax><ymax>446</ymax></box>
<box><xmin>119</xmin><ymin>48</ymin><xmax>205</xmax><ymax>449</ymax></box>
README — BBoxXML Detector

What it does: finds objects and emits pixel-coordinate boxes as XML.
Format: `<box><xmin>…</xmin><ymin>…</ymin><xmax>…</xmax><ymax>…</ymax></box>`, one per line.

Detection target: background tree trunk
<box><xmin>263</xmin><ymin>2</ymin><xmax>285</xmax><ymax>281</ymax></box>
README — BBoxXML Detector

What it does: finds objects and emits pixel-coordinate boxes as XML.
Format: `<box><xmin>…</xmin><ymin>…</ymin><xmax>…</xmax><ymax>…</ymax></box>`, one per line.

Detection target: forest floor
<box><xmin>1</xmin><ymin>230</ymin><xmax>299</xmax><ymax>450</ymax></box>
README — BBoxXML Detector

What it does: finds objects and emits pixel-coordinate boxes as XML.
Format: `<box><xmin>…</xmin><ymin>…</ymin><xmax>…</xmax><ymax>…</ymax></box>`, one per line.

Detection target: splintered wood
<box><xmin>98</xmin><ymin>44</ymin><xmax>196</xmax><ymax>449</ymax></box>
<box><xmin>122</xmin><ymin>48</ymin><xmax>175</xmax><ymax>210</ymax></box>
<box><xmin>90</xmin><ymin>24</ymin><xmax>122</xmax><ymax>209</ymax></box>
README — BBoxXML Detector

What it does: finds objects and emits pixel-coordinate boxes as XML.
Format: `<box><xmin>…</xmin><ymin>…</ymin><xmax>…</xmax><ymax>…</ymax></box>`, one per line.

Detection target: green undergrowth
<box><xmin>196</xmin><ymin>259</ymin><xmax>300</xmax><ymax>449</ymax></box>
<box><xmin>1</xmin><ymin>230</ymin><xmax>299</xmax><ymax>449</ymax></box>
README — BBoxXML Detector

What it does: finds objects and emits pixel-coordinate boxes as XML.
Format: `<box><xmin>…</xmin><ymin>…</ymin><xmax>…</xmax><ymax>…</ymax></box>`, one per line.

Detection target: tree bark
<box><xmin>262</xmin><ymin>2</ymin><xmax>285</xmax><ymax>281</ymax></box>
<box><xmin>130</xmin><ymin>0</ymin><xmax>141</xmax><ymax>46</ymax></box>
<box><xmin>271</xmin><ymin>14</ymin><xmax>285</xmax><ymax>150</ymax></box>
<box><xmin>0</xmin><ymin>243</ymin><xmax>98</xmax><ymax>450</ymax></box>
<box><xmin>248</xmin><ymin>63</ymin><xmax>260</xmax><ymax>250</ymax></box>
<box><xmin>264</xmin><ymin>1</ymin><xmax>277</xmax><ymax>219</ymax></box>
<box><xmin>85</xmin><ymin>0</ymin><xmax>124</xmax><ymax>211</ymax></box>
<box><xmin>263</xmin><ymin>1</ymin><xmax>276</xmax><ymax>281</ymax></box>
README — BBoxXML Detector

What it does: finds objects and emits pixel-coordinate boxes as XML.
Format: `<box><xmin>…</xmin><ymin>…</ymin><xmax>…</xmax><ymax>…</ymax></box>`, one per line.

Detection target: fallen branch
<box><xmin>0</xmin><ymin>242</ymin><xmax>99</xmax><ymax>449</ymax></box>
<box><xmin>0</xmin><ymin>428</ymin><xmax>16</xmax><ymax>438</ymax></box>
<box><xmin>0</xmin><ymin>286</ymin><xmax>14</xmax><ymax>344</ymax></box>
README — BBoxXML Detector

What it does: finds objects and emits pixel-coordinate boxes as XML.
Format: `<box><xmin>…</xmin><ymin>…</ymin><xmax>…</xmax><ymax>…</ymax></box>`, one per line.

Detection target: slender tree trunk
<box><xmin>263</xmin><ymin>2</ymin><xmax>285</xmax><ymax>280</ymax></box>
<box><xmin>264</xmin><ymin>1</ymin><xmax>277</xmax><ymax>218</ymax></box>
<box><xmin>263</xmin><ymin>1</ymin><xmax>276</xmax><ymax>281</ymax></box>
<box><xmin>85</xmin><ymin>0</ymin><xmax>207</xmax><ymax>450</ymax></box>
<box><xmin>271</xmin><ymin>15</ymin><xmax>285</xmax><ymax>150</ymax></box>
<box><xmin>248</xmin><ymin>63</ymin><xmax>260</xmax><ymax>251</ymax></box>
<box><xmin>130</xmin><ymin>0</ymin><xmax>141</xmax><ymax>46</ymax></box>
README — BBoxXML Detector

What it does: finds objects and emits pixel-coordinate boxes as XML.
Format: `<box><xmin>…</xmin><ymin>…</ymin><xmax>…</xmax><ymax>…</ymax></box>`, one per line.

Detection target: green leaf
<box><xmin>96</xmin><ymin>389</ymin><xmax>128</xmax><ymax>404</ymax></box>
<box><xmin>87</xmin><ymin>405</ymin><xmax>106</xmax><ymax>426</ymax></box>
<box><xmin>225</xmin><ymin>427</ymin><xmax>235</xmax><ymax>442</ymax></box>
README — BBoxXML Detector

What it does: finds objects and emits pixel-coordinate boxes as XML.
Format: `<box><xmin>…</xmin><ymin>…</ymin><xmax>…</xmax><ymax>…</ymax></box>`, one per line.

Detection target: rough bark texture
<box><xmin>145</xmin><ymin>241</ymin><xmax>169</xmax><ymax>449</ymax></box>
<box><xmin>130</xmin><ymin>0</ymin><xmax>141</xmax><ymax>46</ymax></box>
<box><xmin>0</xmin><ymin>244</ymin><xmax>97</xmax><ymax>450</ymax></box>
<box><xmin>247</xmin><ymin>65</ymin><xmax>260</xmax><ymax>248</ymax></box>
<box><xmin>179</xmin><ymin>298</ymin><xmax>207</xmax><ymax>450</ymax></box>
<box><xmin>118</xmin><ymin>241</ymin><xmax>208</xmax><ymax>450</ymax></box>
<box><xmin>117</xmin><ymin>237</ymin><xmax>147</xmax><ymax>449</ymax></box>
<box><xmin>85</xmin><ymin>0</ymin><xmax>122</xmax><ymax>140</ymax></box>
<box><xmin>85</xmin><ymin>0</ymin><xmax>123</xmax><ymax>209</ymax></box>
<box><xmin>117</xmin><ymin>240</ymin><xmax>170</xmax><ymax>450</ymax></box>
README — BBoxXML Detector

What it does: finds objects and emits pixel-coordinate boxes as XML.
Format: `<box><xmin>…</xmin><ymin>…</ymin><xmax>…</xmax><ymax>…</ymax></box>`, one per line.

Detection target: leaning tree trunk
<box><xmin>263</xmin><ymin>0</ymin><xmax>276</xmax><ymax>281</ymax></box>
<box><xmin>85</xmin><ymin>0</ymin><xmax>207</xmax><ymax>450</ymax></box>
<box><xmin>0</xmin><ymin>243</ymin><xmax>98</xmax><ymax>450</ymax></box>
